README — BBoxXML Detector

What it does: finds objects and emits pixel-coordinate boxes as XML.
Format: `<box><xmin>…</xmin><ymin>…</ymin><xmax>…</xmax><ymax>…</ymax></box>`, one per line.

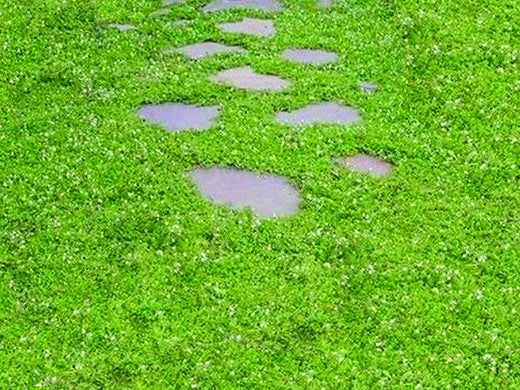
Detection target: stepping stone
<box><xmin>211</xmin><ymin>66</ymin><xmax>290</xmax><ymax>92</ymax></box>
<box><xmin>189</xmin><ymin>167</ymin><xmax>300</xmax><ymax>218</ymax></box>
<box><xmin>275</xmin><ymin>102</ymin><xmax>360</xmax><ymax>126</ymax></box>
<box><xmin>108</xmin><ymin>24</ymin><xmax>135</xmax><ymax>32</ymax></box>
<box><xmin>281</xmin><ymin>49</ymin><xmax>337</xmax><ymax>65</ymax></box>
<box><xmin>202</xmin><ymin>0</ymin><xmax>283</xmax><ymax>13</ymax></box>
<box><xmin>336</xmin><ymin>154</ymin><xmax>392</xmax><ymax>177</ymax></box>
<box><xmin>152</xmin><ymin>8</ymin><xmax>171</xmax><ymax>17</ymax></box>
<box><xmin>359</xmin><ymin>82</ymin><xmax>377</xmax><ymax>94</ymax></box>
<box><xmin>218</xmin><ymin>18</ymin><xmax>275</xmax><ymax>37</ymax></box>
<box><xmin>175</xmin><ymin>42</ymin><xmax>245</xmax><ymax>60</ymax></box>
<box><xmin>137</xmin><ymin>103</ymin><xmax>219</xmax><ymax>132</ymax></box>
<box><xmin>163</xmin><ymin>0</ymin><xmax>185</xmax><ymax>5</ymax></box>
<box><xmin>318</xmin><ymin>0</ymin><xmax>332</xmax><ymax>8</ymax></box>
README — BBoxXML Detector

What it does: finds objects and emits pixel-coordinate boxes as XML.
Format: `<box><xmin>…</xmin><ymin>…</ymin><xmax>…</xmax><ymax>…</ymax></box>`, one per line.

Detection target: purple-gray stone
<box><xmin>211</xmin><ymin>66</ymin><xmax>290</xmax><ymax>92</ymax></box>
<box><xmin>275</xmin><ymin>102</ymin><xmax>361</xmax><ymax>126</ymax></box>
<box><xmin>281</xmin><ymin>49</ymin><xmax>338</xmax><ymax>65</ymax></box>
<box><xmin>175</xmin><ymin>42</ymin><xmax>245</xmax><ymax>60</ymax></box>
<box><xmin>218</xmin><ymin>18</ymin><xmax>275</xmax><ymax>37</ymax></box>
<box><xmin>336</xmin><ymin>154</ymin><xmax>392</xmax><ymax>177</ymax></box>
<box><xmin>202</xmin><ymin>0</ymin><xmax>283</xmax><ymax>12</ymax></box>
<box><xmin>137</xmin><ymin>103</ymin><xmax>220</xmax><ymax>132</ymax></box>
<box><xmin>190</xmin><ymin>167</ymin><xmax>300</xmax><ymax>218</ymax></box>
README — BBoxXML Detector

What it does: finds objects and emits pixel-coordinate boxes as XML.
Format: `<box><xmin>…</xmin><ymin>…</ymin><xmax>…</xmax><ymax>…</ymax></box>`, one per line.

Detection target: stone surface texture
<box><xmin>336</xmin><ymin>154</ymin><xmax>392</xmax><ymax>177</ymax></box>
<box><xmin>137</xmin><ymin>103</ymin><xmax>220</xmax><ymax>132</ymax></box>
<box><xmin>281</xmin><ymin>49</ymin><xmax>337</xmax><ymax>65</ymax></box>
<box><xmin>211</xmin><ymin>66</ymin><xmax>290</xmax><ymax>92</ymax></box>
<box><xmin>275</xmin><ymin>102</ymin><xmax>360</xmax><ymax>126</ymax></box>
<box><xmin>190</xmin><ymin>167</ymin><xmax>300</xmax><ymax>218</ymax></box>
<box><xmin>176</xmin><ymin>42</ymin><xmax>245</xmax><ymax>60</ymax></box>
<box><xmin>202</xmin><ymin>0</ymin><xmax>283</xmax><ymax>12</ymax></box>
<box><xmin>218</xmin><ymin>18</ymin><xmax>275</xmax><ymax>37</ymax></box>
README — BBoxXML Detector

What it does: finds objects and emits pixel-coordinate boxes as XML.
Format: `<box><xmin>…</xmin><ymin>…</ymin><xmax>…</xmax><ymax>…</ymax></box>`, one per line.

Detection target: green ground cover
<box><xmin>1</xmin><ymin>0</ymin><xmax>520</xmax><ymax>388</ymax></box>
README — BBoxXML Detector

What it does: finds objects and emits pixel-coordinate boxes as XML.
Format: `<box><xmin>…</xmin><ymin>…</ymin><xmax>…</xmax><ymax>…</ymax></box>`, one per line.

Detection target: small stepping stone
<box><xmin>137</xmin><ymin>103</ymin><xmax>219</xmax><ymax>132</ymax></box>
<box><xmin>218</xmin><ymin>18</ymin><xmax>275</xmax><ymax>37</ymax></box>
<box><xmin>275</xmin><ymin>102</ymin><xmax>360</xmax><ymax>126</ymax></box>
<box><xmin>190</xmin><ymin>167</ymin><xmax>300</xmax><ymax>218</ymax></box>
<box><xmin>108</xmin><ymin>24</ymin><xmax>135</xmax><ymax>32</ymax></box>
<box><xmin>336</xmin><ymin>154</ymin><xmax>392</xmax><ymax>177</ymax></box>
<box><xmin>175</xmin><ymin>42</ymin><xmax>245</xmax><ymax>60</ymax></box>
<box><xmin>318</xmin><ymin>0</ymin><xmax>332</xmax><ymax>8</ymax></box>
<box><xmin>152</xmin><ymin>8</ymin><xmax>171</xmax><ymax>17</ymax></box>
<box><xmin>359</xmin><ymin>82</ymin><xmax>377</xmax><ymax>94</ymax></box>
<box><xmin>211</xmin><ymin>66</ymin><xmax>290</xmax><ymax>92</ymax></box>
<box><xmin>202</xmin><ymin>0</ymin><xmax>283</xmax><ymax>13</ymax></box>
<box><xmin>163</xmin><ymin>0</ymin><xmax>185</xmax><ymax>5</ymax></box>
<box><xmin>281</xmin><ymin>49</ymin><xmax>337</xmax><ymax>65</ymax></box>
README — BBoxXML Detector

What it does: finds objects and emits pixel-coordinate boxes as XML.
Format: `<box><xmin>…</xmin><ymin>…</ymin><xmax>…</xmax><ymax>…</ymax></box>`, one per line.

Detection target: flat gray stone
<box><xmin>336</xmin><ymin>154</ymin><xmax>392</xmax><ymax>177</ymax></box>
<box><xmin>202</xmin><ymin>0</ymin><xmax>283</xmax><ymax>12</ymax></box>
<box><xmin>175</xmin><ymin>42</ymin><xmax>245</xmax><ymax>60</ymax></box>
<box><xmin>359</xmin><ymin>82</ymin><xmax>377</xmax><ymax>94</ymax></box>
<box><xmin>151</xmin><ymin>8</ymin><xmax>171</xmax><ymax>17</ymax></box>
<box><xmin>275</xmin><ymin>102</ymin><xmax>360</xmax><ymax>126</ymax></box>
<box><xmin>211</xmin><ymin>66</ymin><xmax>290</xmax><ymax>92</ymax></box>
<box><xmin>218</xmin><ymin>18</ymin><xmax>275</xmax><ymax>37</ymax></box>
<box><xmin>163</xmin><ymin>0</ymin><xmax>185</xmax><ymax>5</ymax></box>
<box><xmin>281</xmin><ymin>49</ymin><xmax>337</xmax><ymax>65</ymax></box>
<box><xmin>190</xmin><ymin>167</ymin><xmax>300</xmax><ymax>218</ymax></box>
<box><xmin>137</xmin><ymin>103</ymin><xmax>219</xmax><ymax>132</ymax></box>
<box><xmin>108</xmin><ymin>24</ymin><xmax>135</xmax><ymax>32</ymax></box>
<box><xmin>318</xmin><ymin>0</ymin><xmax>332</xmax><ymax>8</ymax></box>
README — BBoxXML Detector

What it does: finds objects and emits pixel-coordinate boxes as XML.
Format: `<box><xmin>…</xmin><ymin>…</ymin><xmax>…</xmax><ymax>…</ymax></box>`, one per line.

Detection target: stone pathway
<box><xmin>133</xmin><ymin>0</ymin><xmax>392</xmax><ymax>218</ymax></box>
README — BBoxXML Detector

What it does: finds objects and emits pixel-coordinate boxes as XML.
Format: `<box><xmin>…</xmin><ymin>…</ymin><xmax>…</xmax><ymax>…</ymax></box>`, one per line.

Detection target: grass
<box><xmin>1</xmin><ymin>0</ymin><xmax>520</xmax><ymax>388</ymax></box>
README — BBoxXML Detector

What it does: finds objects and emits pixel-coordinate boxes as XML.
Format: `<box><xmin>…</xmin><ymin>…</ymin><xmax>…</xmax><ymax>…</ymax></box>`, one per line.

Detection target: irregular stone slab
<box><xmin>336</xmin><ymin>154</ymin><xmax>392</xmax><ymax>177</ymax></box>
<box><xmin>202</xmin><ymin>0</ymin><xmax>283</xmax><ymax>13</ymax></box>
<box><xmin>151</xmin><ymin>8</ymin><xmax>171</xmax><ymax>17</ymax></box>
<box><xmin>175</xmin><ymin>42</ymin><xmax>245</xmax><ymax>60</ymax></box>
<box><xmin>275</xmin><ymin>102</ymin><xmax>360</xmax><ymax>126</ymax></box>
<box><xmin>359</xmin><ymin>82</ymin><xmax>377</xmax><ymax>94</ymax></box>
<box><xmin>318</xmin><ymin>0</ymin><xmax>332</xmax><ymax>8</ymax></box>
<box><xmin>163</xmin><ymin>0</ymin><xmax>185</xmax><ymax>5</ymax></box>
<box><xmin>211</xmin><ymin>66</ymin><xmax>290</xmax><ymax>92</ymax></box>
<box><xmin>108</xmin><ymin>24</ymin><xmax>135</xmax><ymax>32</ymax></box>
<box><xmin>137</xmin><ymin>103</ymin><xmax>219</xmax><ymax>132</ymax></box>
<box><xmin>281</xmin><ymin>49</ymin><xmax>337</xmax><ymax>65</ymax></box>
<box><xmin>218</xmin><ymin>18</ymin><xmax>275</xmax><ymax>37</ymax></box>
<box><xmin>190</xmin><ymin>167</ymin><xmax>300</xmax><ymax>218</ymax></box>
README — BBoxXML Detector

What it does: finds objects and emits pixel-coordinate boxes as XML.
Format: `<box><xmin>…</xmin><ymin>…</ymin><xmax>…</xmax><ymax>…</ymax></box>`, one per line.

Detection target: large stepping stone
<box><xmin>163</xmin><ymin>0</ymin><xmax>185</xmax><ymax>5</ymax></box>
<box><xmin>336</xmin><ymin>154</ymin><xmax>392</xmax><ymax>177</ymax></box>
<box><xmin>175</xmin><ymin>42</ymin><xmax>245</xmax><ymax>60</ymax></box>
<box><xmin>211</xmin><ymin>66</ymin><xmax>290</xmax><ymax>92</ymax></box>
<box><xmin>281</xmin><ymin>49</ymin><xmax>337</xmax><ymax>65</ymax></box>
<box><xmin>137</xmin><ymin>103</ymin><xmax>219</xmax><ymax>132</ymax></box>
<box><xmin>218</xmin><ymin>18</ymin><xmax>275</xmax><ymax>37</ymax></box>
<box><xmin>190</xmin><ymin>167</ymin><xmax>300</xmax><ymax>218</ymax></box>
<box><xmin>108</xmin><ymin>24</ymin><xmax>135</xmax><ymax>32</ymax></box>
<box><xmin>202</xmin><ymin>0</ymin><xmax>283</xmax><ymax>12</ymax></box>
<box><xmin>275</xmin><ymin>102</ymin><xmax>360</xmax><ymax>126</ymax></box>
